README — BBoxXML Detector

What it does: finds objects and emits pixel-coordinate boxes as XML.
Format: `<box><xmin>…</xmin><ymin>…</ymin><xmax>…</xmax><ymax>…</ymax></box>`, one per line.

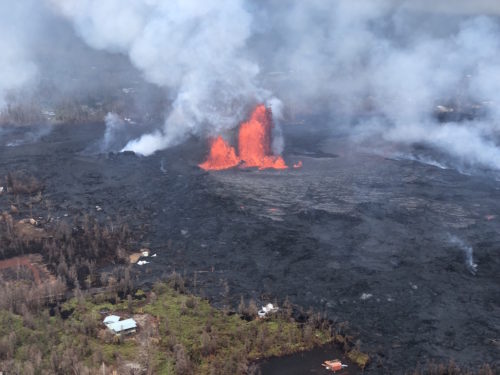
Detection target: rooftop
<box><xmin>107</xmin><ymin>318</ymin><xmax>137</xmax><ymax>333</ymax></box>
<box><xmin>103</xmin><ymin>315</ymin><xmax>120</xmax><ymax>325</ymax></box>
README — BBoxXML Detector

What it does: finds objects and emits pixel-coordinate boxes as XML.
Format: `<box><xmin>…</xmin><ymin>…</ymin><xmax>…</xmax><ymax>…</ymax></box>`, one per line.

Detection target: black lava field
<box><xmin>1</xmin><ymin>122</ymin><xmax>499</xmax><ymax>373</ymax></box>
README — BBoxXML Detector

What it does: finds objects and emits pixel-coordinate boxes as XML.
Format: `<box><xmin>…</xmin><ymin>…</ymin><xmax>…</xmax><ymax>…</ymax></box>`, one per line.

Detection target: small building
<box><xmin>103</xmin><ymin>316</ymin><xmax>137</xmax><ymax>335</ymax></box>
<box><xmin>258</xmin><ymin>303</ymin><xmax>279</xmax><ymax>318</ymax></box>
<box><xmin>103</xmin><ymin>315</ymin><xmax>120</xmax><ymax>326</ymax></box>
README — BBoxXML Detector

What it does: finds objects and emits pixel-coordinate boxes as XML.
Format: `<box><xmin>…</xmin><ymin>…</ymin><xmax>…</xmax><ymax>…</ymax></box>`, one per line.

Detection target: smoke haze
<box><xmin>0</xmin><ymin>1</ymin><xmax>39</xmax><ymax>106</ymax></box>
<box><xmin>50</xmin><ymin>0</ymin><xmax>276</xmax><ymax>155</ymax></box>
<box><xmin>3</xmin><ymin>1</ymin><xmax>500</xmax><ymax>169</ymax></box>
<box><xmin>448</xmin><ymin>234</ymin><xmax>478</xmax><ymax>275</ymax></box>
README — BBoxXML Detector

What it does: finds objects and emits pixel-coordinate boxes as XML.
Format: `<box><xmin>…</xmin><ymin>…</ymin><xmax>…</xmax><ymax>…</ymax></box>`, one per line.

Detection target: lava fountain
<box><xmin>198</xmin><ymin>136</ymin><xmax>240</xmax><ymax>171</ymax></box>
<box><xmin>199</xmin><ymin>105</ymin><xmax>288</xmax><ymax>171</ymax></box>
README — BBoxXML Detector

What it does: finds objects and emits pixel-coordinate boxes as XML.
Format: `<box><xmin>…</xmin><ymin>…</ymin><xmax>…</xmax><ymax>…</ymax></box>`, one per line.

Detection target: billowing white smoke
<box><xmin>101</xmin><ymin>113</ymin><xmax>125</xmax><ymax>152</ymax></box>
<box><xmin>49</xmin><ymin>0</ymin><xmax>276</xmax><ymax>155</ymax></box>
<box><xmin>5</xmin><ymin>1</ymin><xmax>500</xmax><ymax>169</ymax></box>
<box><xmin>448</xmin><ymin>235</ymin><xmax>478</xmax><ymax>275</ymax></box>
<box><xmin>268</xmin><ymin>97</ymin><xmax>285</xmax><ymax>155</ymax></box>
<box><xmin>372</xmin><ymin>16</ymin><xmax>500</xmax><ymax>169</ymax></box>
<box><xmin>0</xmin><ymin>2</ymin><xmax>38</xmax><ymax>107</ymax></box>
<box><xmin>268</xmin><ymin>1</ymin><xmax>500</xmax><ymax>170</ymax></box>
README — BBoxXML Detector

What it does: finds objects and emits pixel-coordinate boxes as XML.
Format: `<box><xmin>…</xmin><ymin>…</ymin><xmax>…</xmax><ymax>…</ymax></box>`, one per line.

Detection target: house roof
<box><xmin>108</xmin><ymin>318</ymin><xmax>137</xmax><ymax>332</ymax></box>
<box><xmin>103</xmin><ymin>315</ymin><xmax>121</xmax><ymax>324</ymax></box>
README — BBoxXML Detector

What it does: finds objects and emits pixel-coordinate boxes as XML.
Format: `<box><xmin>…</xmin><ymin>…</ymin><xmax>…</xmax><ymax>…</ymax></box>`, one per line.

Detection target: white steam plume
<box><xmin>101</xmin><ymin>113</ymin><xmax>125</xmax><ymax>152</ymax></box>
<box><xmin>6</xmin><ymin>0</ymin><xmax>500</xmax><ymax>170</ymax></box>
<box><xmin>50</xmin><ymin>0</ymin><xmax>276</xmax><ymax>155</ymax></box>
<box><xmin>0</xmin><ymin>1</ymin><xmax>38</xmax><ymax>108</ymax></box>
<box><xmin>265</xmin><ymin>1</ymin><xmax>500</xmax><ymax>170</ymax></box>
<box><xmin>448</xmin><ymin>235</ymin><xmax>478</xmax><ymax>275</ymax></box>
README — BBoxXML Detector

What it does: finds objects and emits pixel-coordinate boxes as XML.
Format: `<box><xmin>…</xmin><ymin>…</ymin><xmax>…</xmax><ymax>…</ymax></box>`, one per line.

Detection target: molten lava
<box><xmin>199</xmin><ymin>105</ymin><xmax>288</xmax><ymax>171</ymax></box>
<box><xmin>238</xmin><ymin>105</ymin><xmax>287</xmax><ymax>169</ymax></box>
<box><xmin>198</xmin><ymin>136</ymin><xmax>240</xmax><ymax>171</ymax></box>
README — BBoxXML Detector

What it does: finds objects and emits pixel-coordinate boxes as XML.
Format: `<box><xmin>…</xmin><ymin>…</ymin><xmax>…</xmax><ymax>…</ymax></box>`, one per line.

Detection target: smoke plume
<box><xmin>263</xmin><ymin>1</ymin><xmax>500</xmax><ymax>170</ymax></box>
<box><xmin>448</xmin><ymin>235</ymin><xmax>478</xmax><ymax>275</ymax></box>
<box><xmin>3</xmin><ymin>1</ymin><xmax>500</xmax><ymax>170</ymax></box>
<box><xmin>0</xmin><ymin>1</ymin><xmax>38</xmax><ymax>107</ymax></box>
<box><xmin>101</xmin><ymin>113</ymin><xmax>126</xmax><ymax>152</ymax></box>
<box><xmin>49</xmin><ymin>0</ymin><xmax>277</xmax><ymax>155</ymax></box>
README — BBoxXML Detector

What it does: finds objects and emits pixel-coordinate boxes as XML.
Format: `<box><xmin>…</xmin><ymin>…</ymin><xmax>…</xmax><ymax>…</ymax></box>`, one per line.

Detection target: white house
<box><xmin>258</xmin><ymin>303</ymin><xmax>279</xmax><ymax>318</ymax></box>
<box><xmin>103</xmin><ymin>316</ymin><xmax>137</xmax><ymax>335</ymax></box>
<box><xmin>103</xmin><ymin>315</ymin><xmax>120</xmax><ymax>326</ymax></box>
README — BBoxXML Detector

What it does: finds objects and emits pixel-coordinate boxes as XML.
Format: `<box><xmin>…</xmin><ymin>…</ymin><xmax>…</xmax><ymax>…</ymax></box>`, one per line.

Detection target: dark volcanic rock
<box><xmin>0</xmin><ymin>122</ymin><xmax>499</xmax><ymax>373</ymax></box>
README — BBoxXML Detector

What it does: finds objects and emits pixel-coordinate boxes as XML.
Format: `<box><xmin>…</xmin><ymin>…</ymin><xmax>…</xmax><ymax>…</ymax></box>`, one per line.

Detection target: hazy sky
<box><xmin>400</xmin><ymin>0</ymin><xmax>500</xmax><ymax>15</ymax></box>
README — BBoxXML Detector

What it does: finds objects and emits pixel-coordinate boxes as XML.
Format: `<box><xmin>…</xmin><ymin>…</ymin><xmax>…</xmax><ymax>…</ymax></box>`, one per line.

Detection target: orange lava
<box><xmin>199</xmin><ymin>105</ymin><xmax>288</xmax><ymax>171</ymax></box>
<box><xmin>293</xmin><ymin>160</ymin><xmax>303</xmax><ymax>169</ymax></box>
<box><xmin>199</xmin><ymin>136</ymin><xmax>240</xmax><ymax>171</ymax></box>
<box><xmin>238</xmin><ymin>105</ymin><xmax>287</xmax><ymax>170</ymax></box>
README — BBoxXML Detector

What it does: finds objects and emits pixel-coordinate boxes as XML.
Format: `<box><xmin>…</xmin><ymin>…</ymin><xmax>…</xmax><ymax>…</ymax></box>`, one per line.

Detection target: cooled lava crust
<box><xmin>1</xmin><ymin>122</ymin><xmax>499</xmax><ymax>373</ymax></box>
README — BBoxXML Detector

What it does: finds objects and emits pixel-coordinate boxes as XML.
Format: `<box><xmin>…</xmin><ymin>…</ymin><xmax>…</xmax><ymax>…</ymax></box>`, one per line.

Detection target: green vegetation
<box><xmin>0</xmin><ymin>178</ymin><xmax>366</xmax><ymax>374</ymax></box>
<box><xmin>346</xmin><ymin>348</ymin><xmax>370</xmax><ymax>370</ymax></box>
<box><xmin>0</xmin><ymin>282</ymin><xmax>334</xmax><ymax>374</ymax></box>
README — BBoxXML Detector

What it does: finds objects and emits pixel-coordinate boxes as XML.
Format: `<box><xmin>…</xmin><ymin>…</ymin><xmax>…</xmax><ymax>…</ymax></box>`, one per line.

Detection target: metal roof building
<box><xmin>103</xmin><ymin>315</ymin><xmax>121</xmax><ymax>325</ymax></box>
<box><xmin>103</xmin><ymin>315</ymin><xmax>137</xmax><ymax>334</ymax></box>
<box><xmin>107</xmin><ymin>318</ymin><xmax>137</xmax><ymax>334</ymax></box>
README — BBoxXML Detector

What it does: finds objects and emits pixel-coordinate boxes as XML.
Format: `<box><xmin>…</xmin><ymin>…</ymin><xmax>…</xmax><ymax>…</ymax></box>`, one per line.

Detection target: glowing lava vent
<box><xmin>199</xmin><ymin>105</ymin><xmax>288</xmax><ymax>171</ymax></box>
<box><xmin>198</xmin><ymin>136</ymin><xmax>240</xmax><ymax>171</ymax></box>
